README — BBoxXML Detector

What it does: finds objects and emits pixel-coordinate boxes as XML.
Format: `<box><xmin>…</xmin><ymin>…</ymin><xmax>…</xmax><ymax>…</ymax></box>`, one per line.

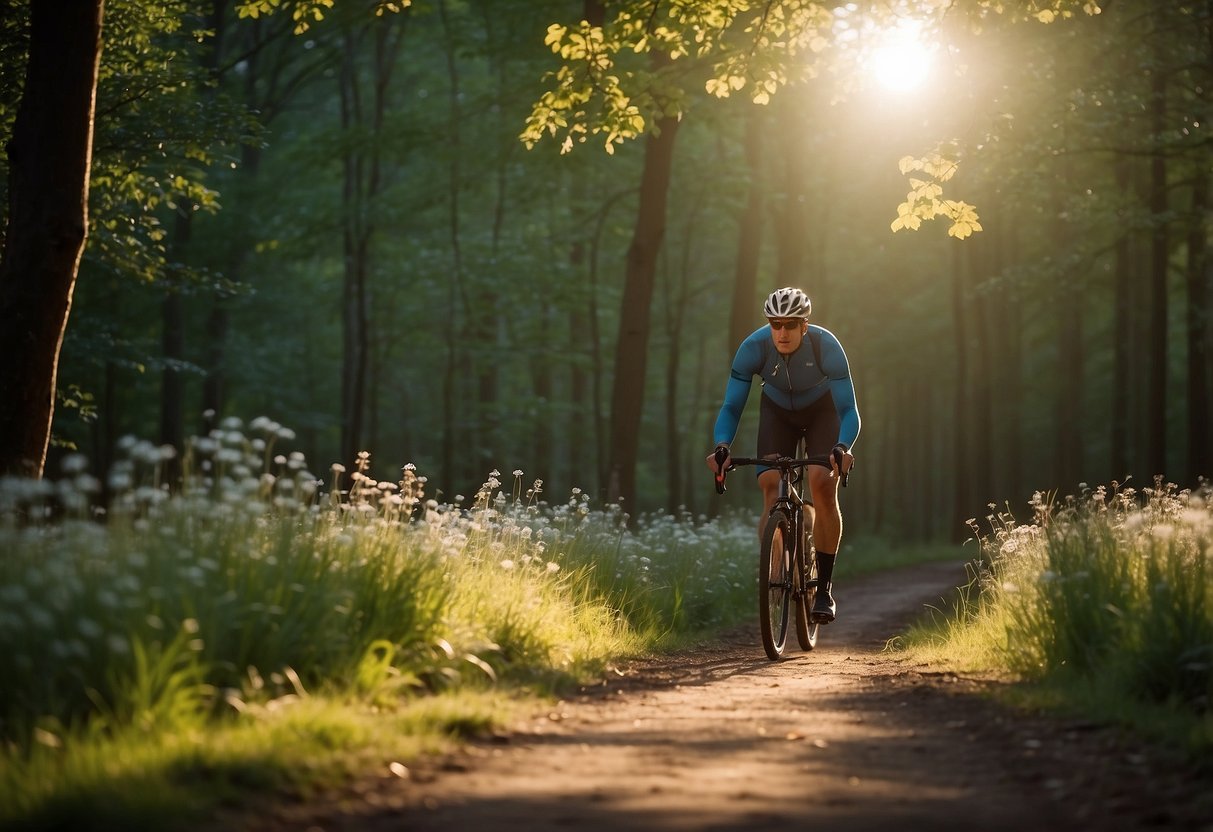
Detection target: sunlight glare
<box><xmin>868</xmin><ymin>28</ymin><xmax>933</xmax><ymax>93</ymax></box>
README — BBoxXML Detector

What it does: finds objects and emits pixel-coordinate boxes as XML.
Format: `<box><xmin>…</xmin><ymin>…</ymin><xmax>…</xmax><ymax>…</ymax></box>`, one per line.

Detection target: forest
<box><xmin>2</xmin><ymin>0</ymin><xmax>1210</xmax><ymax>541</ymax></box>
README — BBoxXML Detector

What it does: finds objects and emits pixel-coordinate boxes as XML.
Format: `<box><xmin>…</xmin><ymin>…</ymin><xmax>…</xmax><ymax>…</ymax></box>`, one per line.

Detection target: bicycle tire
<box><xmin>759</xmin><ymin>509</ymin><xmax>793</xmax><ymax>660</ymax></box>
<box><xmin>794</xmin><ymin>534</ymin><xmax>819</xmax><ymax>651</ymax></box>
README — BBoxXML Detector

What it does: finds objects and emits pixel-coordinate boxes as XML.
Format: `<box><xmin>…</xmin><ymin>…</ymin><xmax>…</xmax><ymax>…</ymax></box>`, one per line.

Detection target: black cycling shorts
<box><xmin>755</xmin><ymin>392</ymin><xmax>839</xmax><ymax>476</ymax></box>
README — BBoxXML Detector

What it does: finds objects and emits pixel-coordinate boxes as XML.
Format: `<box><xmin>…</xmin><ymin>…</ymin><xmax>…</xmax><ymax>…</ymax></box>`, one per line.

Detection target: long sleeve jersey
<box><xmin>712</xmin><ymin>324</ymin><xmax>861</xmax><ymax>450</ymax></box>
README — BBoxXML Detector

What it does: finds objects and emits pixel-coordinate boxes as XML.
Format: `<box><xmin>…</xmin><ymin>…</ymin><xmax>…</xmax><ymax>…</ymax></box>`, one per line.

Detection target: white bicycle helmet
<box><xmin>763</xmin><ymin>287</ymin><xmax>811</xmax><ymax>319</ymax></box>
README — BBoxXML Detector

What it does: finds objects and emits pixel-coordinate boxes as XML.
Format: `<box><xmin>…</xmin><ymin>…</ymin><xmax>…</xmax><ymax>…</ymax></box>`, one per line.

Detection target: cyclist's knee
<box><xmin>808</xmin><ymin>473</ymin><xmax>838</xmax><ymax>509</ymax></box>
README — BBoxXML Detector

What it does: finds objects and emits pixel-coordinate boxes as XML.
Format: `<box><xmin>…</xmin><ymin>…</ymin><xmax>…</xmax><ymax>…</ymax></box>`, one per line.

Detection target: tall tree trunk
<box><xmin>969</xmin><ymin>235</ymin><xmax>994</xmax><ymax>506</ymax></box>
<box><xmin>1053</xmin><ymin>185</ymin><xmax>1084</xmax><ymax>492</ymax></box>
<box><xmin>1187</xmin><ymin>170</ymin><xmax>1211</xmax><ymax>483</ymax></box>
<box><xmin>438</xmin><ymin>0</ymin><xmax>468</xmax><ymax>495</ymax></box>
<box><xmin>606</xmin><ymin>115</ymin><xmax>680</xmax><ymax>510</ymax></box>
<box><xmin>531</xmin><ymin>307</ymin><xmax>553</xmax><ymax>483</ymax></box>
<box><xmin>159</xmin><ymin>208</ymin><xmax>191</xmax><ymax>483</ymax></box>
<box><xmin>663</xmin><ymin>172</ymin><xmax>707</xmax><ymax>510</ymax></box>
<box><xmin>568</xmin><ymin>242</ymin><xmax>588</xmax><ymax>489</ymax></box>
<box><xmin>1147</xmin><ymin>68</ymin><xmax>1169</xmax><ymax>477</ymax></box>
<box><xmin>1110</xmin><ymin>156</ymin><xmax>1135</xmax><ymax>481</ymax></box>
<box><xmin>993</xmin><ymin>225</ymin><xmax>1023</xmax><ymax>504</ymax></box>
<box><xmin>339</xmin><ymin>28</ymin><xmax>369</xmax><ymax>469</ymax></box>
<box><xmin>1056</xmin><ymin>274</ymin><xmax>1085</xmax><ymax>491</ymax></box>
<box><xmin>588</xmin><ymin>190</ymin><xmax>630</xmax><ymax>495</ymax></box>
<box><xmin>729</xmin><ymin>106</ymin><xmax>764</xmax><ymax>353</ymax></box>
<box><xmin>0</xmin><ymin>0</ymin><xmax>105</xmax><ymax>478</ymax></box>
<box><xmin>950</xmin><ymin>245</ymin><xmax>971</xmax><ymax>539</ymax></box>
<box><xmin>475</xmin><ymin>1</ymin><xmax>508</xmax><ymax>478</ymax></box>
<box><xmin>338</xmin><ymin>14</ymin><xmax>404</xmax><ymax>468</ymax></box>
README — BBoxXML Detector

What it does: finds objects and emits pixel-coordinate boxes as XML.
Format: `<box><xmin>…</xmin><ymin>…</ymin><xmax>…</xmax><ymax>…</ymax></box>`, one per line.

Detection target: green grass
<box><xmin>1</xmin><ymin>690</ymin><xmax>518</xmax><ymax>832</ymax></box>
<box><xmin>0</xmin><ymin>422</ymin><xmax>763</xmax><ymax>830</ymax></box>
<box><xmin>0</xmin><ymin>422</ymin><xmax>970</xmax><ymax>829</ymax></box>
<box><xmin>896</xmin><ymin>480</ymin><xmax>1213</xmax><ymax>758</ymax></box>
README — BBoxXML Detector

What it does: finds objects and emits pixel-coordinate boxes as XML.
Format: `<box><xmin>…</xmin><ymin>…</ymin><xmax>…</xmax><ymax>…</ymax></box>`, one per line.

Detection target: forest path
<box><xmin>239</xmin><ymin>560</ymin><xmax>1210</xmax><ymax>832</ymax></box>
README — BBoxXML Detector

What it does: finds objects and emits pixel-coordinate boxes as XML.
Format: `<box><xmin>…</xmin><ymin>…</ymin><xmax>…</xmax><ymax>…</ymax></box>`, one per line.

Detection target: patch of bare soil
<box><xmin>233</xmin><ymin>560</ymin><xmax>1213</xmax><ymax>832</ymax></box>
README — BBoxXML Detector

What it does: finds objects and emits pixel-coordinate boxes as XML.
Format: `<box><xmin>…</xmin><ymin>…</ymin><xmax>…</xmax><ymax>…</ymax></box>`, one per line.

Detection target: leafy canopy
<box><xmin>520</xmin><ymin>0</ymin><xmax>1101</xmax><ymax>233</ymax></box>
<box><xmin>236</xmin><ymin>0</ymin><xmax>410</xmax><ymax>34</ymax></box>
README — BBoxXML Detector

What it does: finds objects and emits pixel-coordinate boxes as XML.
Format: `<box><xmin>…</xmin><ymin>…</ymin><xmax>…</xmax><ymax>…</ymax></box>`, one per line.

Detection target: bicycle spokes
<box><xmin>759</xmin><ymin>512</ymin><xmax>794</xmax><ymax>660</ymax></box>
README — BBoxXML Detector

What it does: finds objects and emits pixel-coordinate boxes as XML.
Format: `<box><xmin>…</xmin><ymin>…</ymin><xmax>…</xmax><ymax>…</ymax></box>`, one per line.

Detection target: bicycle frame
<box><xmin>767</xmin><ymin>460</ymin><xmax>815</xmax><ymax>619</ymax></box>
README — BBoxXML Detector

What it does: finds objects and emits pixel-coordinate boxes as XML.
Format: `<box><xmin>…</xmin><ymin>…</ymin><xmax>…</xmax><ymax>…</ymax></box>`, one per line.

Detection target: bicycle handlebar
<box><xmin>713</xmin><ymin>449</ymin><xmax>851</xmax><ymax>494</ymax></box>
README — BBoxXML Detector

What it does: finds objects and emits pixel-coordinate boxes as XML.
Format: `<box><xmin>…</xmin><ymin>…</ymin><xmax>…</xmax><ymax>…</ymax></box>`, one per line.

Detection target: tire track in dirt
<box><xmin>241</xmin><ymin>560</ymin><xmax>1212</xmax><ymax>832</ymax></box>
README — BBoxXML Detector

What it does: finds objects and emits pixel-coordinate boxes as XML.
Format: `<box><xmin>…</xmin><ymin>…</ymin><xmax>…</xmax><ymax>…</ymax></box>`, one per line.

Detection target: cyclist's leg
<box><xmin>757</xmin><ymin>470</ymin><xmax>781</xmax><ymax>537</ymax></box>
<box><xmin>800</xmin><ymin>391</ymin><xmax>843</xmax><ymax>551</ymax></box>
<box><xmin>807</xmin><ymin>465</ymin><xmax>841</xmax><ymax>551</ymax></box>
<box><xmin>801</xmin><ymin>394</ymin><xmax>842</xmax><ymax>622</ymax></box>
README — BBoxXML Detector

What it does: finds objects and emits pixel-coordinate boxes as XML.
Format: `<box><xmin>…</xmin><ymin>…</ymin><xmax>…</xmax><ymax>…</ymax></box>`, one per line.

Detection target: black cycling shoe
<box><xmin>811</xmin><ymin>588</ymin><xmax>836</xmax><ymax>624</ymax></box>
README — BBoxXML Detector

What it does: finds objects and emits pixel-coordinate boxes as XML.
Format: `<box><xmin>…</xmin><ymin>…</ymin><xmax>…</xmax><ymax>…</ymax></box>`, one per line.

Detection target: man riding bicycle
<box><xmin>707</xmin><ymin>287</ymin><xmax>859</xmax><ymax>624</ymax></box>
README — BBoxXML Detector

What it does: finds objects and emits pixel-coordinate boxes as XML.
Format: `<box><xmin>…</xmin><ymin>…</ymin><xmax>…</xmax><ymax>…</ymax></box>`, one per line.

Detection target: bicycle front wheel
<box><xmin>759</xmin><ymin>509</ymin><xmax>794</xmax><ymax>660</ymax></box>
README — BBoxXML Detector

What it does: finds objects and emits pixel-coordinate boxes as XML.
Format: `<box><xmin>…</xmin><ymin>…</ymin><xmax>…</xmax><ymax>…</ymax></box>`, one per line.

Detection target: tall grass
<box><xmin>0</xmin><ymin>418</ymin><xmax>755</xmax><ymax>828</ymax></box>
<box><xmin>902</xmin><ymin>479</ymin><xmax>1213</xmax><ymax>752</ymax></box>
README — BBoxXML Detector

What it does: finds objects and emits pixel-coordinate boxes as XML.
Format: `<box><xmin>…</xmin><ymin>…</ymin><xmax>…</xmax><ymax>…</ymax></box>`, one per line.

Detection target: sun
<box><xmin>868</xmin><ymin>29</ymin><xmax>934</xmax><ymax>93</ymax></box>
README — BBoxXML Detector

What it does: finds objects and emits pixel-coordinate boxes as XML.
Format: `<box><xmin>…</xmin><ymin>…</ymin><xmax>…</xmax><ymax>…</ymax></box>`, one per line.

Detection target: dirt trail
<box><xmin>243</xmin><ymin>560</ymin><xmax>1212</xmax><ymax>832</ymax></box>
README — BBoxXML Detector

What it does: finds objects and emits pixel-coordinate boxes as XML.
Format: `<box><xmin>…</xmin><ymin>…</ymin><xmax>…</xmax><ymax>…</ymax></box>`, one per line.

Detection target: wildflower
<box><xmin>500</xmin><ymin>559</ymin><xmax>515</xmax><ymax>570</ymax></box>
<box><xmin>331</xmin><ymin>463</ymin><xmax>347</xmax><ymax>473</ymax></box>
<box><xmin>61</xmin><ymin>453</ymin><xmax>89</xmax><ymax>474</ymax></box>
<box><xmin>0</xmin><ymin>584</ymin><xmax>28</xmax><ymax>604</ymax></box>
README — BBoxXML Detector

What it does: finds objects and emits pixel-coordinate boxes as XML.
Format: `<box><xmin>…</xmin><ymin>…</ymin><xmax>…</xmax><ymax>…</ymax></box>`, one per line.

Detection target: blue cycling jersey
<box><xmin>712</xmin><ymin>324</ymin><xmax>861</xmax><ymax>450</ymax></box>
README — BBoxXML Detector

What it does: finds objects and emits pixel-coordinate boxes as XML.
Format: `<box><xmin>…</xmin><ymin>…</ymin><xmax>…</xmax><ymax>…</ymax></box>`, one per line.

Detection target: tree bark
<box><xmin>1110</xmin><ymin>155</ymin><xmax>1136</xmax><ymax>481</ymax></box>
<box><xmin>1187</xmin><ymin>170</ymin><xmax>1211</xmax><ymax>483</ymax></box>
<box><xmin>1147</xmin><ymin>67</ymin><xmax>1169</xmax><ymax>478</ymax></box>
<box><xmin>950</xmin><ymin>244</ymin><xmax>971</xmax><ymax>539</ymax></box>
<box><xmin>338</xmin><ymin>13</ymin><xmax>404</xmax><ymax>469</ymax></box>
<box><xmin>606</xmin><ymin>115</ymin><xmax>680</xmax><ymax>510</ymax></box>
<box><xmin>159</xmin><ymin>208</ymin><xmax>192</xmax><ymax>482</ymax></box>
<box><xmin>0</xmin><ymin>0</ymin><xmax>105</xmax><ymax>478</ymax></box>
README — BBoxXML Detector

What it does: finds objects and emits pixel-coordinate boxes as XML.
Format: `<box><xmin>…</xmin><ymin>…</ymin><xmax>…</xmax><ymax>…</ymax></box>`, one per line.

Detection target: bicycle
<box><xmin>714</xmin><ymin>446</ymin><xmax>849</xmax><ymax>660</ymax></box>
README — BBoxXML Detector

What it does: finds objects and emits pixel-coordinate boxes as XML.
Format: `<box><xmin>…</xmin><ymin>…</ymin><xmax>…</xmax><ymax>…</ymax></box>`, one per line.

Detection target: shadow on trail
<box><xmin>232</xmin><ymin>559</ymin><xmax>1211</xmax><ymax>832</ymax></box>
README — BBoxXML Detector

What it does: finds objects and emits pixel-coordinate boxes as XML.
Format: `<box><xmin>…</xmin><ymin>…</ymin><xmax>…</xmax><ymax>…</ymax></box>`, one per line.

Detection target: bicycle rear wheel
<box><xmin>794</xmin><ymin>536</ymin><xmax>819</xmax><ymax>650</ymax></box>
<box><xmin>759</xmin><ymin>509</ymin><xmax>793</xmax><ymax>660</ymax></box>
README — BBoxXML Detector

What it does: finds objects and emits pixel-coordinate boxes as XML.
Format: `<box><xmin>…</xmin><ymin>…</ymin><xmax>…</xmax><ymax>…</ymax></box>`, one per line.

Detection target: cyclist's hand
<box><xmin>706</xmin><ymin>445</ymin><xmax>731</xmax><ymax>474</ymax></box>
<box><xmin>709</xmin><ymin>445</ymin><xmax>732</xmax><ymax>494</ymax></box>
<box><xmin>830</xmin><ymin>444</ymin><xmax>855</xmax><ymax>482</ymax></box>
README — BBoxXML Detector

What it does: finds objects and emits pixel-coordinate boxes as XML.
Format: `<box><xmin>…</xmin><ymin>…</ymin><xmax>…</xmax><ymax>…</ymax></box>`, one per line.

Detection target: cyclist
<box><xmin>706</xmin><ymin>287</ymin><xmax>859</xmax><ymax>624</ymax></box>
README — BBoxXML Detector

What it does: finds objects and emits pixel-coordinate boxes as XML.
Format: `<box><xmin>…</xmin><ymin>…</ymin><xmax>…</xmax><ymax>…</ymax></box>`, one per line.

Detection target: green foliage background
<box><xmin>2</xmin><ymin>0</ymin><xmax>1210</xmax><ymax>536</ymax></box>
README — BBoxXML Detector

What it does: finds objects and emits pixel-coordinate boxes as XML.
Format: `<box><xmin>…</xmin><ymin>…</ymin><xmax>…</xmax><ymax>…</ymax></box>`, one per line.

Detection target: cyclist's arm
<box><xmin>712</xmin><ymin>372</ymin><xmax>753</xmax><ymax>447</ymax></box>
<box><xmin>819</xmin><ymin>331</ymin><xmax>860</xmax><ymax>450</ymax></box>
<box><xmin>828</xmin><ymin>376</ymin><xmax>860</xmax><ymax>450</ymax></box>
<box><xmin>712</xmin><ymin>331</ymin><xmax>765</xmax><ymax>447</ymax></box>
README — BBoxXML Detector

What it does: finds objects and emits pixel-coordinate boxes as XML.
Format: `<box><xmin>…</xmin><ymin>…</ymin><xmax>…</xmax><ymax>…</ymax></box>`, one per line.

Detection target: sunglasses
<box><xmin>768</xmin><ymin>320</ymin><xmax>804</xmax><ymax>332</ymax></box>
